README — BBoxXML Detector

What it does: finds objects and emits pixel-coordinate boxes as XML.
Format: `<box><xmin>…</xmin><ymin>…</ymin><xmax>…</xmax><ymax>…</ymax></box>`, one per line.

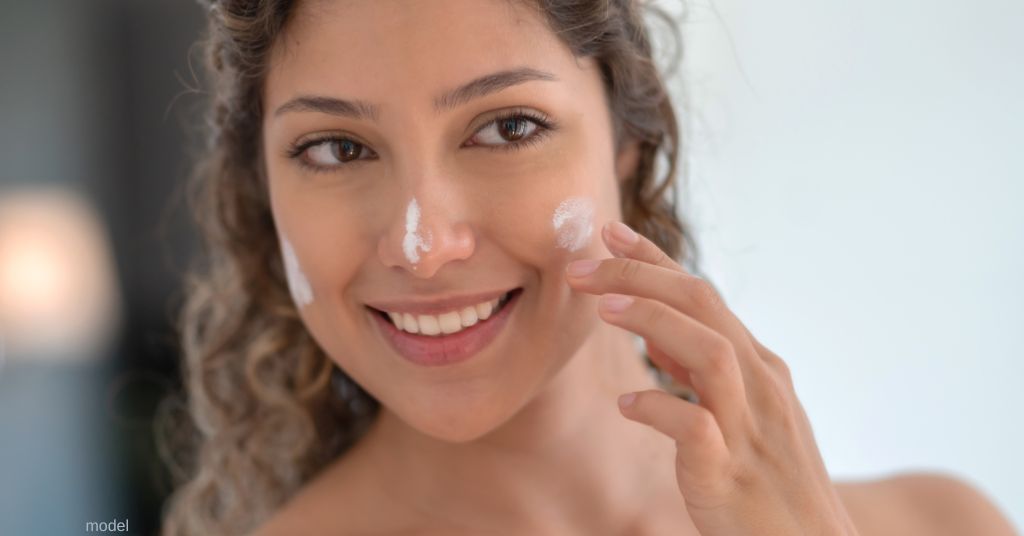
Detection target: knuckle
<box><xmin>751</xmin><ymin>339</ymin><xmax>796</xmax><ymax>390</ymax></box>
<box><xmin>678</xmin><ymin>448</ymin><xmax>741</xmax><ymax>510</ymax></box>
<box><xmin>746</xmin><ymin>424</ymin><xmax>771</xmax><ymax>460</ymax></box>
<box><xmin>652</xmin><ymin>247</ymin><xmax>676</xmax><ymax>268</ymax></box>
<box><xmin>727</xmin><ymin>456</ymin><xmax>755</xmax><ymax>492</ymax></box>
<box><xmin>644</xmin><ymin>301</ymin><xmax>669</xmax><ymax>327</ymax></box>
<box><xmin>768</xmin><ymin>355</ymin><xmax>794</xmax><ymax>387</ymax></box>
<box><xmin>691</xmin><ymin>277</ymin><xmax>723</xmax><ymax>310</ymax></box>
<box><xmin>702</xmin><ymin>336</ymin><xmax>737</xmax><ymax>376</ymax></box>
<box><xmin>738</xmin><ymin>410</ymin><xmax>759</xmax><ymax>442</ymax></box>
<box><xmin>755</xmin><ymin>379</ymin><xmax>798</xmax><ymax>436</ymax></box>
<box><xmin>746</xmin><ymin>407</ymin><xmax>792</xmax><ymax>473</ymax></box>
<box><xmin>765</xmin><ymin>376</ymin><xmax>792</xmax><ymax>412</ymax></box>
<box><xmin>676</xmin><ymin>462</ymin><xmax>727</xmax><ymax>510</ymax></box>
<box><xmin>688</xmin><ymin>407</ymin><xmax>720</xmax><ymax>445</ymax></box>
<box><xmin>671</xmin><ymin>273</ymin><xmax>691</xmax><ymax>297</ymax></box>
<box><xmin>614</xmin><ymin>258</ymin><xmax>642</xmax><ymax>284</ymax></box>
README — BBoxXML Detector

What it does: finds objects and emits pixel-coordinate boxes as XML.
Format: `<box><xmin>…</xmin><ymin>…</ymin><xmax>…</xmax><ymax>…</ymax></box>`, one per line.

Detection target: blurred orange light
<box><xmin>0</xmin><ymin>187</ymin><xmax>122</xmax><ymax>362</ymax></box>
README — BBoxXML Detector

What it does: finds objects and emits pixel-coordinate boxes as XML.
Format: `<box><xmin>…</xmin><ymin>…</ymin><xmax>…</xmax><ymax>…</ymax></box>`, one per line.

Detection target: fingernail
<box><xmin>618</xmin><ymin>392</ymin><xmax>637</xmax><ymax>408</ymax></box>
<box><xmin>567</xmin><ymin>259</ymin><xmax>600</xmax><ymax>277</ymax></box>
<box><xmin>609</xmin><ymin>221</ymin><xmax>639</xmax><ymax>245</ymax></box>
<box><xmin>600</xmin><ymin>294</ymin><xmax>634</xmax><ymax>313</ymax></box>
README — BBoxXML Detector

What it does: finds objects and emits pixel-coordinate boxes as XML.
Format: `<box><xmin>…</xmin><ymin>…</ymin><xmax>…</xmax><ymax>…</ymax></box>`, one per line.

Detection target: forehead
<box><xmin>264</xmin><ymin>0</ymin><xmax>587</xmax><ymax>114</ymax></box>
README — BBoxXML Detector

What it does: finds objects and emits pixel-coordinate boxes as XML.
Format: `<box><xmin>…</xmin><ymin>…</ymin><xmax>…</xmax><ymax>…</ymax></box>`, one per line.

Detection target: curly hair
<box><xmin>159</xmin><ymin>1</ymin><xmax>703</xmax><ymax>534</ymax></box>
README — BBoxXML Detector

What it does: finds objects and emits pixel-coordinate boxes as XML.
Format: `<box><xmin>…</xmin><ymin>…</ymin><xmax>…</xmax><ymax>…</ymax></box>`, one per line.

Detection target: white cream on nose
<box><xmin>402</xmin><ymin>197</ymin><xmax>433</xmax><ymax>265</ymax></box>
<box><xmin>280</xmin><ymin>234</ymin><xmax>314</xmax><ymax>307</ymax></box>
<box><xmin>552</xmin><ymin>197</ymin><xmax>595</xmax><ymax>252</ymax></box>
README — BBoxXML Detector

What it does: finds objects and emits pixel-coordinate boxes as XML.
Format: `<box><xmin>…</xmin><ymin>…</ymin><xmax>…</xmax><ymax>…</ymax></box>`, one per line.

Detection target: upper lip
<box><xmin>365</xmin><ymin>288</ymin><xmax>517</xmax><ymax>316</ymax></box>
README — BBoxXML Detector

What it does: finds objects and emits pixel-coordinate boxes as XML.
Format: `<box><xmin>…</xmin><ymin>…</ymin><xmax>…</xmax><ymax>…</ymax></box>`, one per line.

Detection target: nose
<box><xmin>378</xmin><ymin>194</ymin><xmax>476</xmax><ymax>278</ymax></box>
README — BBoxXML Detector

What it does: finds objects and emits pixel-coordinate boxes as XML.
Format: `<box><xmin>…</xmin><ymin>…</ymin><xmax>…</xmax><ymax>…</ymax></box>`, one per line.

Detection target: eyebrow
<box><xmin>272</xmin><ymin>67</ymin><xmax>558</xmax><ymax>120</ymax></box>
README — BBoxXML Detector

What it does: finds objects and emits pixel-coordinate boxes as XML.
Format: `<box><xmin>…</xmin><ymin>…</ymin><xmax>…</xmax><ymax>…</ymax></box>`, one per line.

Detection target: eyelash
<box><xmin>284</xmin><ymin>109</ymin><xmax>558</xmax><ymax>174</ymax></box>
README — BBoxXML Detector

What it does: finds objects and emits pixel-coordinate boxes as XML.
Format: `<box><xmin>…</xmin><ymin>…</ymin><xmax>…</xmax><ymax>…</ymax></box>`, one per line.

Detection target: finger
<box><xmin>618</xmin><ymin>389</ymin><xmax>732</xmax><ymax>485</ymax></box>
<box><xmin>602</xmin><ymin>221</ymin><xmax>683</xmax><ymax>273</ymax></box>
<box><xmin>593</xmin><ymin>221</ymin><xmax>750</xmax><ymax>360</ymax></box>
<box><xmin>594</xmin><ymin>222</ymin><xmax>791</xmax><ymax>431</ymax></box>
<box><xmin>567</xmin><ymin>257</ymin><xmax>729</xmax><ymax>325</ymax></box>
<box><xmin>618</xmin><ymin>388</ymin><xmax>727</xmax><ymax>452</ymax></box>
<box><xmin>746</xmin><ymin>327</ymin><xmax>791</xmax><ymax>376</ymax></box>
<box><xmin>600</xmin><ymin>221</ymin><xmax>776</xmax><ymax>374</ymax></box>
<box><xmin>599</xmin><ymin>293</ymin><xmax>751</xmax><ymax>442</ymax></box>
<box><xmin>567</xmin><ymin>257</ymin><xmax>765</xmax><ymax>378</ymax></box>
<box><xmin>645</xmin><ymin>341</ymin><xmax>696</xmax><ymax>393</ymax></box>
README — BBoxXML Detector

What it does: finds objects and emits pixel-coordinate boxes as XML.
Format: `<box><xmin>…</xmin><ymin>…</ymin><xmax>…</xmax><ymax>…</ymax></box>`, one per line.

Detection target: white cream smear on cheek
<box><xmin>402</xmin><ymin>197</ymin><xmax>433</xmax><ymax>264</ymax></box>
<box><xmin>281</xmin><ymin>234</ymin><xmax>314</xmax><ymax>307</ymax></box>
<box><xmin>552</xmin><ymin>197</ymin><xmax>595</xmax><ymax>252</ymax></box>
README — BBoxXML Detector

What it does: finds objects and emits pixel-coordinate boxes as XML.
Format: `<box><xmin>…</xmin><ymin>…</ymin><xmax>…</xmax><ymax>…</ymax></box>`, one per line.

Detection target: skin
<box><xmin>262</xmin><ymin>0</ymin><xmax>679</xmax><ymax>531</ymax></box>
<box><xmin>256</xmin><ymin>0</ymin><xmax>1019</xmax><ymax>534</ymax></box>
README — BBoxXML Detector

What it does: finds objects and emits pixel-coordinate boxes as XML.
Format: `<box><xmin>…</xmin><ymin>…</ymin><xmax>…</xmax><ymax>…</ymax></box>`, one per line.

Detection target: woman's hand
<box><xmin>565</xmin><ymin>221</ymin><xmax>860</xmax><ymax>536</ymax></box>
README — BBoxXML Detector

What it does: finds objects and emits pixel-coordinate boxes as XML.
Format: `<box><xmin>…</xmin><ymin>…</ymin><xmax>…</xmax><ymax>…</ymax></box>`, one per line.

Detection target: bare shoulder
<box><xmin>836</xmin><ymin>471</ymin><xmax>1019</xmax><ymax>536</ymax></box>
<box><xmin>247</xmin><ymin>437</ymin><xmax>489</xmax><ymax>536</ymax></box>
<box><xmin>248</xmin><ymin>447</ymin><xmax>421</xmax><ymax>536</ymax></box>
<box><xmin>251</xmin><ymin>486</ymin><xmax>471</xmax><ymax>536</ymax></box>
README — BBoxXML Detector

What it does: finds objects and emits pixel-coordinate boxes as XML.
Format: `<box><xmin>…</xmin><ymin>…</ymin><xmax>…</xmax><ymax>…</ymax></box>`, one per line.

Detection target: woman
<box><xmin>160</xmin><ymin>0</ymin><xmax>1018</xmax><ymax>534</ymax></box>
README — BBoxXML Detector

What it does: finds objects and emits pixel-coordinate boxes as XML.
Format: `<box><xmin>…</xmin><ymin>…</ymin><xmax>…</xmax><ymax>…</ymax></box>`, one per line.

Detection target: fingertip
<box><xmin>609</xmin><ymin>221</ymin><xmax>639</xmax><ymax>245</ymax></box>
<box><xmin>603</xmin><ymin>221</ymin><xmax>641</xmax><ymax>259</ymax></box>
<box><xmin>599</xmin><ymin>293</ymin><xmax>634</xmax><ymax>313</ymax></box>
<box><xmin>618</xmin><ymin>392</ymin><xmax>637</xmax><ymax>410</ymax></box>
<box><xmin>566</xmin><ymin>258</ymin><xmax>600</xmax><ymax>278</ymax></box>
<box><xmin>600</xmin><ymin>223</ymin><xmax>617</xmax><ymax>251</ymax></box>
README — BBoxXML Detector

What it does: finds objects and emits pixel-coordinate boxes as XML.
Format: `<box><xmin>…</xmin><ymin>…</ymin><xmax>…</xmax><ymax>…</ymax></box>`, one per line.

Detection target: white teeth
<box><xmin>383</xmin><ymin>292</ymin><xmax>512</xmax><ymax>336</ymax></box>
<box><xmin>438</xmin><ymin>311</ymin><xmax>462</xmax><ymax>334</ymax></box>
<box><xmin>417</xmin><ymin>314</ymin><xmax>440</xmax><ymax>336</ymax></box>
<box><xmin>476</xmin><ymin>300</ymin><xmax>494</xmax><ymax>320</ymax></box>
<box><xmin>459</xmin><ymin>306</ymin><xmax>478</xmax><ymax>327</ymax></box>
<box><xmin>402</xmin><ymin>313</ymin><xmax>418</xmax><ymax>334</ymax></box>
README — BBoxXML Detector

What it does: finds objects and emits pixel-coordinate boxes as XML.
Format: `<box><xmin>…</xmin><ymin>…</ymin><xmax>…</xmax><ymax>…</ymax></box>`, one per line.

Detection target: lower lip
<box><xmin>370</xmin><ymin>289</ymin><xmax>521</xmax><ymax>367</ymax></box>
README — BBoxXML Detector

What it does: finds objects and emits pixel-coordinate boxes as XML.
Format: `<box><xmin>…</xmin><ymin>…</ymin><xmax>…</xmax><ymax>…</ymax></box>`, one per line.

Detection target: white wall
<box><xmin>664</xmin><ymin>0</ymin><xmax>1024</xmax><ymax>527</ymax></box>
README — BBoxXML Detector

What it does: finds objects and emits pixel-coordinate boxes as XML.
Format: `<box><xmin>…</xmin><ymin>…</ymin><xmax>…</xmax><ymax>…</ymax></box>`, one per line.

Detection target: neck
<box><xmin>356</xmin><ymin>324</ymin><xmax>686</xmax><ymax>533</ymax></box>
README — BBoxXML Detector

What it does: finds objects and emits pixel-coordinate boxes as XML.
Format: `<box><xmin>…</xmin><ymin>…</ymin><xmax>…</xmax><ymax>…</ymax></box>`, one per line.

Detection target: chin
<box><xmin>391</xmin><ymin>389</ymin><xmax>526</xmax><ymax>444</ymax></box>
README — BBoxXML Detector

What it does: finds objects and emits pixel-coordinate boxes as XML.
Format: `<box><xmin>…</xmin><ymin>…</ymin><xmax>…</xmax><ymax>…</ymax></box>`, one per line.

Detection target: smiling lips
<box><xmin>382</xmin><ymin>292</ymin><xmax>511</xmax><ymax>336</ymax></box>
<box><xmin>368</xmin><ymin>288</ymin><xmax>522</xmax><ymax>367</ymax></box>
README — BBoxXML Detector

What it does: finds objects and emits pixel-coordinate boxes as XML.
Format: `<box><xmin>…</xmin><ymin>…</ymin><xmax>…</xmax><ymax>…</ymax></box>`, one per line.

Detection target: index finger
<box><xmin>602</xmin><ymin>221</ymin><xmax>683</xmax><ymax>273</ymax></box>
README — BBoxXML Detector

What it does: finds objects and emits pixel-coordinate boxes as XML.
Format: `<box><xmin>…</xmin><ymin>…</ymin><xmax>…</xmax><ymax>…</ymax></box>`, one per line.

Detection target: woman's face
<box><xmin>263</xmin><ymin>0</ymin><xmax>633</xmax><ymax>441</ymax></box>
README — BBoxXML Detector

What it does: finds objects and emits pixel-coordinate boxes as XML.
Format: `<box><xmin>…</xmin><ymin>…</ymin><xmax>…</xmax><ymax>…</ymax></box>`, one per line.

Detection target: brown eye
<box><xmin>470</xmin><ymin>115</ymin><xmax>540</xmax><ymax>147</ymax></box>
<box><xmin>306</xmin><ymin>138</ymin><xmax>372</xmax><ymax>167</ymax></box>
<box><xmin>331</xmin><ymin>139</ymin><xmax>363</xmax><ymax>162</ymax></box>
<box><xmin>498</xmin><ymin>117</ymin><xmax>529</xmax><ymax>141</ymax></box>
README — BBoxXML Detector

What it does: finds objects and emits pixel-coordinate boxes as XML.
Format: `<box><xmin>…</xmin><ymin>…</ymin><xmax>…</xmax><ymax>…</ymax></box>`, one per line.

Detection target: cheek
<box><xmin>477</xmin><ymin>135</ymin><xmax>619</xmax><ymax>354</ymax></box>
<box><xmin>280</xmin><ymin>233</ymin><xmax>314</xmax><ymax>308</ymax></box>
<box><xmin>483</xmin><ymin>193</ymin><xmax>609</xmax><ymax>276</ymax></box>
<box><xmin>552</xmin><ymin>196</ymin><xmax>595</xmax><ymax>252</ymax></box>
<box><xmin>482</xmin><ymin>143</ymin><xmax>618</xmax><ymax>267</ymax></box>
<box><xmin>269</xmin><ymin>188</ymin><xmax>376</xmax><ymax>362</ymax></box>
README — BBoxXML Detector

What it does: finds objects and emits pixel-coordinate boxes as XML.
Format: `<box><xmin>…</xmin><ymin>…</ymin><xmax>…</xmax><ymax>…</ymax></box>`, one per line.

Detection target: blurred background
<box><xmin>0</xmin><ymin>1</ymin><xmax>203</xmax><ymax>534</ymax></box>
<box><xmin>0</xmin><ymin>0</ymin><xmax>1019</xmax><ymax>534</ymax></box>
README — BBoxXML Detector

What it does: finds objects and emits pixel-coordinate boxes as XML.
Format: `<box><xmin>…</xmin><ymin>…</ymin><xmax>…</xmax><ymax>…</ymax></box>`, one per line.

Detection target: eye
<box><xmin>466</xmin><ymin>111</ymin><xmax>555</xmax><ymax>150</ymax></box>
<box><xmin>287</xmin><ymin>136</ymin><xmax>377</xmax><ymax>172</ymax></box>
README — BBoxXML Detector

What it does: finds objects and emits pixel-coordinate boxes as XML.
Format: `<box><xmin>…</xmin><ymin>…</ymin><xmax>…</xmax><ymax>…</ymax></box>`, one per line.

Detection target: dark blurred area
<box><xmin>1</xmin><ymin>1</ymin><xmax>207</xmax><ymax>534</ymax></box>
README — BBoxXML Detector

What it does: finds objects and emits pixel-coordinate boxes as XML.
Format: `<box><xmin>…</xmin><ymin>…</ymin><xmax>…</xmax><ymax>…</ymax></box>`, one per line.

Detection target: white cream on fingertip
<box><xmin>552</xmin><ymin>196</ymin><xmax>594</xmax><ymax>252</ymax></box>
<box><xmin>280</xmin><ymin>234</ymin><xmax>314</xmax><ymax>307</ymax></box>
<box><xmin>402</xmin><ymin>197</ymin><xmax>432</xmax><ymax>265</ymax></box>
